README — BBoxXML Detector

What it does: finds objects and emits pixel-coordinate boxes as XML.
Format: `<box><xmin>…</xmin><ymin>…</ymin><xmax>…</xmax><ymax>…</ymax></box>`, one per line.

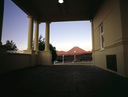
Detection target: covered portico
<box><xmin>0</xmin><ymin>0</ymin><xmax>128</xmax><ymax>78</ymax></box>
<box><xmin>24</xmin><ymin>16</ymin><xmax>52</xmax><ymax>65</ymax></box>
<box><xmin>11</xmin><ymin>0</ymin><xmax>103</xmax><ymax>66</ymax></box>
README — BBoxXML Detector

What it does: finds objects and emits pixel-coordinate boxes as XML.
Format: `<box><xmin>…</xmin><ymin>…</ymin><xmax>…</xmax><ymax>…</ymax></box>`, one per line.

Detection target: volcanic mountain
<box><xmin>57</xmin><ymin>51</ymin><xmax>68</xmax><ymax>56</ymax></box>
<box><xmin>57</xmin><ymin>46</ymin><xmax>91</xmax><ymax>56</ymax></box>
<box><xmin>68</xmin><ymin>46</ymin><xmax>87</xmax><ymax>55</ymax></box>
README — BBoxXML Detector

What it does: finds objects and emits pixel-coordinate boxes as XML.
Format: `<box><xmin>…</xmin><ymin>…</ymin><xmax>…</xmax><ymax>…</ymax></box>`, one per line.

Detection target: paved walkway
<box><xmin>0</xmin><ymin>65</ymin><xmax>128</xmax><ymax>97</ymax></box>
<box><xmin>55</xmin><ymin>62</ymin><xmax>92</xmax><ymax>65</ymax></box>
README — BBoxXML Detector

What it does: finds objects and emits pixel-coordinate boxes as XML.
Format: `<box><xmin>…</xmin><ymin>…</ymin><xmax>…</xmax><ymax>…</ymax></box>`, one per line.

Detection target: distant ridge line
<box><xmin>57</xmin><ymin>46</ymin><xmax>92</xmax><ymax>56</ymax></box>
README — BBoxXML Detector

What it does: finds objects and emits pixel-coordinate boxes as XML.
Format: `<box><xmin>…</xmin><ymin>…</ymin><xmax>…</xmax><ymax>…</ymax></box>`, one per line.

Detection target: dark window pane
<box><xmin>106</xmin><ymin>55</ymin><xmax>117</xmax><ymax>72</ymax></box>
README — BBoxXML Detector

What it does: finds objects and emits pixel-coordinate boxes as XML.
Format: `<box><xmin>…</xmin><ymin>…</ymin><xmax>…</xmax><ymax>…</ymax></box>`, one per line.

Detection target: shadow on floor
<box><xmin>0</xmin><ymin>65</ymin><xmax>128</xmax><ymax>97</ymax></box>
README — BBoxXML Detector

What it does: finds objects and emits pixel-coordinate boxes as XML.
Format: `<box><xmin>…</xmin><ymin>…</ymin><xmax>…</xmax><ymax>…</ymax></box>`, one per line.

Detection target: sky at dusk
<box><xmin>2</xmin><ymin>0</ymin><xmax>92</xmax><ymax>51</ymax></box>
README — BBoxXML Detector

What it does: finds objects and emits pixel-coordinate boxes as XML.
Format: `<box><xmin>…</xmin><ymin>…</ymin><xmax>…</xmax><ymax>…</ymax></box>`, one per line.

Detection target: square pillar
<box><xmin>90</xmin><ymin>20</ymin><xmax>95</xmax><ymax>65</ymax></box>
<box><xmin>0</xmin><ymin>0</ymin><xmax>4</xmax><ymax>45</ymax></box>
<box><xmin>37</xmin><ymin>22</ymin><xmax>52</xmax><ymax>65</ymax></box>
<box><xmin>45</xmin><ymin>22</ymin><xmax>50</xmax><ymax>51</ymax></box>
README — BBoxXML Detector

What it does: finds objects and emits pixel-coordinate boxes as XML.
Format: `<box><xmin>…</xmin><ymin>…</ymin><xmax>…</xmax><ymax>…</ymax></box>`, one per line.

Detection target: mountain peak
<box><xmin>68</xmin><ymin>46</ymin><xmax>87</xmax><ymax>55</ymax></box>
<box><xmin>57</xmin><ymin>46</ymin><xmax>92</xmax><ymax>56</ymax></box>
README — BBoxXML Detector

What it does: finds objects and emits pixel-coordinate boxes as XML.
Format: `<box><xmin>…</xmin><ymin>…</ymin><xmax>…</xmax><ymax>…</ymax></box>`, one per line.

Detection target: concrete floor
<box><xmin>54</xmin><ymin>62</ymin><xmax>92</xmax><ymax>65</ymax></box>
<box><xmin>0</xmin><ymin>65</ymin><xmax>128</xmax><ymax>97</ymax></box>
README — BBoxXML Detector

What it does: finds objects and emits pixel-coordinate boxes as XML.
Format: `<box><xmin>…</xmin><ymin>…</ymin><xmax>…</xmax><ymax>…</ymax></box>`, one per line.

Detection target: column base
<box><xmin>24</xmin><ymin>50</ymin><xmax>35</xmax><ymax>54</ymax></box>
<box><xmin>34</xmin><ymin>50</ymin><xmax>39</xmax><ymax>54</ymax></box>
<box><xmin>37</xmin><ymin>51</ymin><xmax>52</xmax><ymax>65</ymax></box>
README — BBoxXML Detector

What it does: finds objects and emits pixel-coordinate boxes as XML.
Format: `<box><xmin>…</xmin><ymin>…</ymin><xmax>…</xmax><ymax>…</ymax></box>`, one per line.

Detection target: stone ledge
<box><xmin>24</xmin><ymin>50</ymin><xmax>35</xmax><ymax>54</ymax></box>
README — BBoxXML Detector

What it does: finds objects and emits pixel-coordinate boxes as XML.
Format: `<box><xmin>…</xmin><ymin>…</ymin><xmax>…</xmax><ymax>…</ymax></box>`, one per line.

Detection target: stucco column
<box><xmin>45</xmin><ymin>22</ymin><xmax>50</xmax><ymax>51</ymax></box>
<box><xmin>27</xmin><ymin>16</ymin><xmax>33</xmax><ymax>51</ymax></box>
<box><xmin>37</xmin><ymin>22</ymin><xmax>52</xmax><ymax>65</ymax></box>
<box><xmin>34</xmin><ymin>21</ymin><xmax>39</xmax><ymax>53</ymax></box>
<box><xmin>0</xmin><ymin>0</ymin><xmax>4</xmax><ymax>45</ymax></box>
<box><xmin>90</xmin><ymin>20</ymin><xmax>95</xmax><ymax>65</ymax></box>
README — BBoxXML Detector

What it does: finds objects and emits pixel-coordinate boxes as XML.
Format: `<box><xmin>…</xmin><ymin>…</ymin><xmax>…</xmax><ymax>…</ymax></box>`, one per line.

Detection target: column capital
<box><xmin>90</xmin><ymin>20</ymin><xmax>93</xmax><ymax>23</ymax></box>
<box><xmin>34</xmin><ymin>20</ymin><xmax>42</xmax><ymax>24</ymax></box>
<box><xmin>46</xmin><ymin>22</ymin><xmax>51</xmax><ymax>24</ymax></box>
<box><xmin>27</xmin><ymin>15</ymin><xmax>33</xmax><ymax>19</ymax></box>
<box><xmin>34</xmin><ymin>20</ymin><xmax>40</xmax><ymax>24</ymax></box>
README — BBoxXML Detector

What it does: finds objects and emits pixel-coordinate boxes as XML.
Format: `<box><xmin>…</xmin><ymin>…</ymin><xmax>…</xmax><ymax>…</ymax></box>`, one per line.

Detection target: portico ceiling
<box><xmin>12</xmin><ymin>0</ymin><xmax>104</xmax><ymax>22</ymax></box>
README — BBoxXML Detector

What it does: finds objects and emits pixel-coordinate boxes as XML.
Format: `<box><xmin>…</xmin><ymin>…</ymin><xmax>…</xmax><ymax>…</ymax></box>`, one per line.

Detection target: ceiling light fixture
<box><xmin>58</xmin><ymin>0</ymin><xmax>64</xmax><ymax>4</ymax></box>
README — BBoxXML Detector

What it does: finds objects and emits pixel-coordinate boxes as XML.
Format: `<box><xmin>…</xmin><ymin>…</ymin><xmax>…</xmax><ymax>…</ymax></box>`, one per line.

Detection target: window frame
<box><xmin>100</xmin><ymin>23</ymin><xmax>104</xmax><ymax>50</ymax></box>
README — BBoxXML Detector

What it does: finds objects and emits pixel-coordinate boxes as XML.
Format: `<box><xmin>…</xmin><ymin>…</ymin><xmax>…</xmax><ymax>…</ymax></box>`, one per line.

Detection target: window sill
<box><xmin>100</xmin><ymin>48</ymin><xmax>104</xmax><ymax>51</ymax></box>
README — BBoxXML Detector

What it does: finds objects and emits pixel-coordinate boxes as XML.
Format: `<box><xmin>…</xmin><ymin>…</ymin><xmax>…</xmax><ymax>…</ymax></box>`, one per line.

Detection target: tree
<box><xmin>38</xmin><ymin>35</ymin><xmax>45</xmax><ymax>51</ymax></box>
<box><xmin>4</xmin><ymin>40</ymin><xmax>18</xmax><ymax>51</ymax></box>
<box><xmin>38</xmin><ymin>35</ymin><xmax>57</xmax><ymax>63</ymax></box>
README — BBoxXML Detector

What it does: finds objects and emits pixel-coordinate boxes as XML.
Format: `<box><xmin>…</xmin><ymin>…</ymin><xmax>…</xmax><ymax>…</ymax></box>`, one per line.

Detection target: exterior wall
<box><xmin>0</xmin><ymin>53</ymin><xmax>37</xmax><ymax>74</ymax></box>
<box><xmin>92</xmin><ymin>0</ymin><xmax>125</xmax><ymax>76</ymax></box>
<box><xmin>120</xmin><ymin>0</ymin><xmax>128</xmax><ymax>77</ymax></box>
<box><xmin>124</xmin><ymin>45</ymin><xmax>128</xmax><ymax>77</ymax></box>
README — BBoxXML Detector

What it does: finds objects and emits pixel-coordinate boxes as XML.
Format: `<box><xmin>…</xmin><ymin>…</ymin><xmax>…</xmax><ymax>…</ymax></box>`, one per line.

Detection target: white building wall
<box><xmin>92</xmin><ymin>0</ymin><xmax>126</xmax><ymax>76</ymax></box>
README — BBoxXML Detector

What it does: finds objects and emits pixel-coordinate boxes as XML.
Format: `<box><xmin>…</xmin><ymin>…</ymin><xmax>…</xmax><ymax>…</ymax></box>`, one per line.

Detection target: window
<box><xmin>106</xmin><ymin>55</ymin><xmax>117</xmax><ymax>72</ymax></box>
<box><xmin>100</xmin><ymin>23</ymin><xmax>104</xmax><ymax>50</ymax></box>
